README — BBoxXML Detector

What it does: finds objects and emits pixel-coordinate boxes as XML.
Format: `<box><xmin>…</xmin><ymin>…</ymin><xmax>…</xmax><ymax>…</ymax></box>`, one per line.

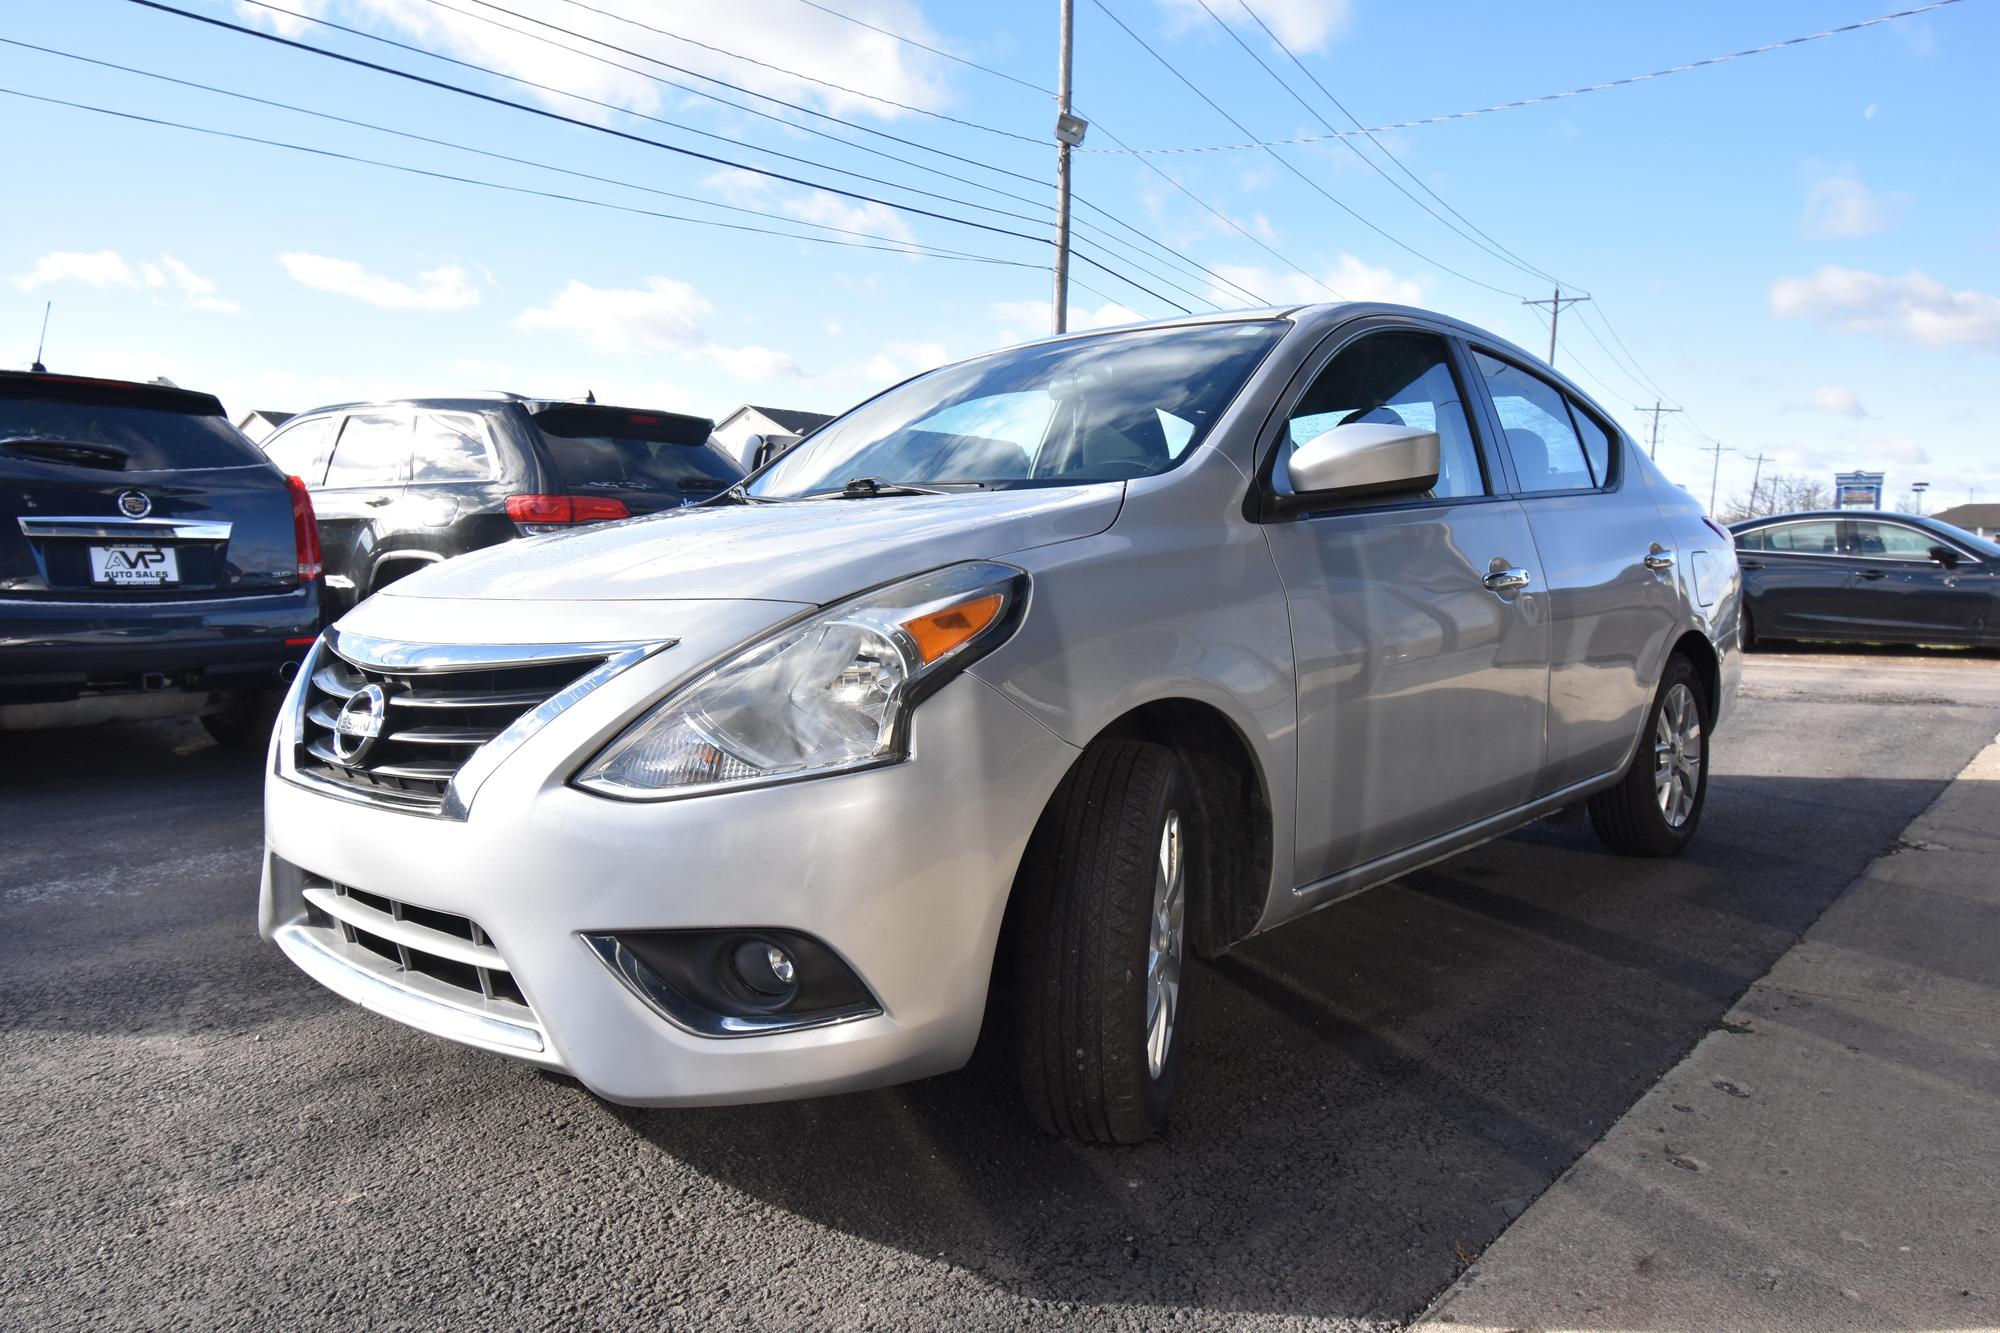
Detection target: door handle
<box><xmin>1483</xmin><ymin>566</ymin><xmax>1531</xmax><ymax>592</ymax></box>
<box><xmin>364</xmin><ymin>497</ymin><xmax>395</xmax><ymax>507</ymax></box>
<box><xmin>1858</xmin><ymin>568</ymin><xmax>1885</xmax><ymax>580</ymax></box>
<box><xmin>1644</xmin><ymin>552</ymin><xmax>1675</xmax><ymax>571</ymax></box>
<box><xmin>1739</xmin><ymin>558</ymin><xmax>1764</xmax><ymax>570</ymax></box>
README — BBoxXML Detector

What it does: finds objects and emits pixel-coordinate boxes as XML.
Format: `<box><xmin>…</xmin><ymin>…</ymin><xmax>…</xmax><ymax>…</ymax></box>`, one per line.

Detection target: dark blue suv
<box><xmin>1</xmin><ymin>370</ymin><xmax>323</xmax><ymax>746</ymax></box>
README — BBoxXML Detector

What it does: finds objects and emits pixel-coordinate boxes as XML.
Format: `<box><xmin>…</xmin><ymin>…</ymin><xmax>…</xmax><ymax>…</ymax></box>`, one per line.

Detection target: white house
<box><xmin>234</xmin><ymin>409</ymin><xmax>294</xmax><ymax>442</ymax></box>
<box><xmin>713</xmin><ymin>405</ymin><xmax>834</xmax><ymax>471</ymax></box>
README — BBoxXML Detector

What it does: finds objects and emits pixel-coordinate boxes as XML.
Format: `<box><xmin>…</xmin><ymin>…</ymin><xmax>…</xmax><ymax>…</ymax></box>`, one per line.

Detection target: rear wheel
<box><xmin>1740</xmin><ymin>601</ymin><xmax>1758</xmax><ymax>652</ymax></box>
<box><xmin>1010</xmin><ymin>740</ymin><xmax>1191</xmax><ymax>1144</ymax></box>
<box><xmin>1587</xmin><ymin>654</ymin><xmax>1710</xmax><ymax>857</ymax></box>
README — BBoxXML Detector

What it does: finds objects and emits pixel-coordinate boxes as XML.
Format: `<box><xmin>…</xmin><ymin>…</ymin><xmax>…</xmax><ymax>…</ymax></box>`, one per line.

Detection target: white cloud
<box><xmin>990</xmin><ymin>299</ymin><xmax>1143</xmax><ymax>345</ymax></box>
<box><xmin>864</xmin><ymin>340</ymin><xmax>951</xmax><ymax>383</ymax></box>
<box><xmin>1809</xmin><ymin>386</ymin><xmax>1866</xmax><ymax>417</ymax></box>
<box><xmin>1161</xmin><ymin>0</ymin><xmax>1352</xmax><ymax>51</ymax></box>
<box><xmin>278</xmin><ymin>253</ymin><xmax>480</xmax><ymax>310</ymax></box>
<box><xmin>1863</xmin><ymin>103</ymin><xmax>1880</xmax><ymax>120</ymax></box>
<box><xmin>515</xmin><ymin>275</ymin><xmax>802</xmax><ymax>379</ymax></box>
<box><xmin>699</xmin><ymin>172</ymin><xmax>916</xmax><ymax>248</ymax></box>
<box><xmin>1770</xmin><ymin>266</ymin><xmax>2000</xmax><ymax>347</ymax></box>
<box><xmin>13</xmin><ymin>250</ymin><xmax>237</xmax><ymax>313</ymax></box>
<box><xmin>1870</xmin><ymin>438</ymin><xmax>1929</xmax><ymax>464</ymax></box>
<box><xmin>239</xmin><ymin>0</ymin><xmax>954</xmax><ymax>122</ymax></box>
<box><xmin>1208</xmin><ymin>255</ymin><xmax>1423</xmax><ymax>307</ymax></box>
<box><xmin>1800</xmin><ymin>166</ymin><xmax>1909</xmax><ymax>239</ymax></box>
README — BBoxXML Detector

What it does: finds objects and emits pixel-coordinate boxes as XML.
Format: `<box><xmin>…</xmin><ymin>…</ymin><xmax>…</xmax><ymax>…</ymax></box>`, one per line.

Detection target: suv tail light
<box><xmin>506</xmin><ymin>494</ymin><xmax>631</xmax><ymax>532</ymax></box>
<box><xmin>287</xmin><ymin>475</ymin><xmax>323</xmax><ymax>581</ymax></box>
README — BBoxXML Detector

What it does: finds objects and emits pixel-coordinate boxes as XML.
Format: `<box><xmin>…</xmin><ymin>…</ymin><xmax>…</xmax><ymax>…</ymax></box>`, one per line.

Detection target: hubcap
<box><xmin>1146</xmin><ymin>809</ymin><xmax>1186</xmax><ymax>1079</ymax></box>
<box><xmin>1653</xmin><ymin>683</ymin><xmax>1703</xmax><ymax>828</ymax></box>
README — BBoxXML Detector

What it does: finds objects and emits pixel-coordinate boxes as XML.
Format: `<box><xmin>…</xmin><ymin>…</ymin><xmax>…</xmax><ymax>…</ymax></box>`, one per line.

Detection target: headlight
<box><xmin>572</xmin><ymin>561</ymin><xmax>1028</xmax><ymax>800</ymax></box>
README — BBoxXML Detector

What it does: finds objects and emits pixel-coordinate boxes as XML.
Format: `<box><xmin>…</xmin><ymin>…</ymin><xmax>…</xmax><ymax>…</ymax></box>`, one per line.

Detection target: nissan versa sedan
<box><xmin>260</xmin><ymin>303</ymin><xmax>1740</xmax><ymax>1143</ymax></box>
<box><xmin>1731</xmin><ymin>510</ymin><xmax>2000</xmax><ymax>649</ymax></box>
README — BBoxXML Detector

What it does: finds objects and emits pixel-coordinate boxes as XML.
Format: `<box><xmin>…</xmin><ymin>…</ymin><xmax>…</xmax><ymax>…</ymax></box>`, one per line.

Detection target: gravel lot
<box><xmin>4</xmin><ymin>649</ymin><xmax>1997</xmax><ymax>1331</ymax></box>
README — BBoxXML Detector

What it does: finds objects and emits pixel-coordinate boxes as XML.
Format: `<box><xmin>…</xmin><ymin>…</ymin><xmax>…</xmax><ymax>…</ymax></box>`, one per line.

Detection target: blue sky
<box><xmin>4</xmin><ymin>0</ymin><xmax>1994</xmax><ymax>514</ymax></box>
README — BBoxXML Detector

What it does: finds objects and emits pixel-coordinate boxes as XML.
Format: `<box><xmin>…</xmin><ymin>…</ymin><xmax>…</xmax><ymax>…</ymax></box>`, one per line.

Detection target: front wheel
<box><xmin>200</xmin><ymin>690</ymin><xmax>281</xmax><ymax>750</ymax></box>
<box><xmin>1587</xmin><ymin>655</ymin><xmax>1710</xmax><ymax>857</ymax></box>
<box><xmin>1009</xmin><ymin>740</ymin><xmax>1191</xmax><ymax>1144</ymax></box>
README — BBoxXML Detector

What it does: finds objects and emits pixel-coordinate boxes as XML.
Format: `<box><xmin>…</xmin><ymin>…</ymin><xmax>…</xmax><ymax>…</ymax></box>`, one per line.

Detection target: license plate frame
<box><xmin>88</xmin><ymin>545</ymin><xmax>181</xmax><ymax>586</ymax></box>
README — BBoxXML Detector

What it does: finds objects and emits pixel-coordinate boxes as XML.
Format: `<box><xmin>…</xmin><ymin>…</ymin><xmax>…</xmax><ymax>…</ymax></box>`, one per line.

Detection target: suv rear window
<box><xmin>531</xmin><ymin>406</ymin><xmax>738</xmax><ymax>492</ymax></box>
<box><xmin>0</xmin><ymin>399</ymin><xmax>267</xmax><ymax>472</ymax></box>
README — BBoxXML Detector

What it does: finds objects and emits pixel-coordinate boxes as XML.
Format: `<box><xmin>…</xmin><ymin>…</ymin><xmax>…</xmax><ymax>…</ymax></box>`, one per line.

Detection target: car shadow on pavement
<box><xmin>609</xmin><ymin>772</ymin><xmax>1958</xmax><ymax>1322</ymax></box>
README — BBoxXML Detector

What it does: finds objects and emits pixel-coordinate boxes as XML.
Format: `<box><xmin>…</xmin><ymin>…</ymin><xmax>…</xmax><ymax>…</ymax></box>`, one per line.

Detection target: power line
<box><xmin>1521</xmin><ymin>288</ymin><xmax>1589</xmax><ymax>365</ymax></box>
<box><xmin>0</xmin><ymin>86</ymin><xmax>1048</xmax><ymax>270</ymax></box>
<box><xmin>1082</xmin><ymin>0</ymin><xmax>1969</xmax><ymax>155</ymax></box>
<box><xmin>1229</xmin><ymin>0</ymin><xmax>1571</xmax><ymax>292</ymax></box>
<box><xmin>1092</xmin><ymin>0</ymin><xmax>1530</xmax><ymax>301</ymax></box>
<box><xmin>125</xmin><ymin>0</ymin><xmax>1190</xmax><ymax>311</ymax></box>
<box><xmin>788</xmin><ymin>0</ymin><xmax>1054</xmax><ymax>97</ymax></box>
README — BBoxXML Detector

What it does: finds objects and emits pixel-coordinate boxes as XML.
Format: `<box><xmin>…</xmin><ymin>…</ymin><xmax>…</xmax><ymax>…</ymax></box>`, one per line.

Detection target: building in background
<box><xmin>1834</xmin><ymin>470</ymin><xmax>1886</xmax><ymax>509</ymax></box>
<box><xmin>234</xmin><ymin>409</ymin><xmax>294</xmax><ymax>442</ymax></box>
<box><xmin>713</xmin><ymin>405</ymin><xmax>834</xmax><ymax>471</ymax></box>
<box><xmin>1931</xmin><ymin>503</ymin><xmax>2000</xmax><ymax>539</ymax></box>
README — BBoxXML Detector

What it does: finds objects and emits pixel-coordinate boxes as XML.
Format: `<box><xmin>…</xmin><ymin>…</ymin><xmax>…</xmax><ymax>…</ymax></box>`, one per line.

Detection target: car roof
<box><xmin>0</xmin><ymin>368</ymin><xmax>225</xmax><ymax>416</ymax></box>
<box><xmin>283</xmin><ymin>392</ymin><xmax>710</xmax><ymax>426</ymax></box>
<box><xmin>1729</xmin><ymin>510</ymin><xmax>1939</xmax><ymax>528</ymax></box>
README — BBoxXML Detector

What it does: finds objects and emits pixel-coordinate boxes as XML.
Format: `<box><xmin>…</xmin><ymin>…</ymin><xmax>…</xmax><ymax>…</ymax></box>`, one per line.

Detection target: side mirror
<box><xmin>742</xmin><ymin>433</ymin><xmax>767</xmax><ymax>469</ymax></box>
<box><xmin>1929</xmin><ymin>544</ymin><xmax>1960</xmax><ymax>569</ymax></box>
<box><xmin>1286</xmin><ymin>422</ymin><xmax>1441</xmax><ymax>500</ymax></box>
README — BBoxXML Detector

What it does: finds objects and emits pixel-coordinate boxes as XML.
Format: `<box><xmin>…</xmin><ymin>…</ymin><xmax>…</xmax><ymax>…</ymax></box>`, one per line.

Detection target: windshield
<box><xmin>532</xmin><ymin>406</ymin><xmax>740</xmax><ymax>493</ymax></box>
<box><xmin>1933</xmin><ymin>518</ymin><xmax>2000</xmax><ymax>560</ymax></box>
<box><xmin>748</xmin><ymin>321</ymin><xmax>1286</xmax><ymax>497</ymax></box>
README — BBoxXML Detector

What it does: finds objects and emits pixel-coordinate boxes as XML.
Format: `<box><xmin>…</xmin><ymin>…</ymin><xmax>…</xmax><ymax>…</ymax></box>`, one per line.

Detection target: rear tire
<box><xmin>1010</xmin><ymin>740</ymin><xmax>1192</xmax><ymax>1144</ymax></box>
<box><xmin>1588</xmin><ymin>655</ymin><xmax>1710</xmax><ymax>857</ymax></box>
<box><xmin>1740</xmin><ymin>601</ymin><xmax>1758</xmax><ymax>652</ymax></box>
<box><xmin>200</xmin><ymin>690</ymin><xmax>280</xmax><ymax>750</ymax></box>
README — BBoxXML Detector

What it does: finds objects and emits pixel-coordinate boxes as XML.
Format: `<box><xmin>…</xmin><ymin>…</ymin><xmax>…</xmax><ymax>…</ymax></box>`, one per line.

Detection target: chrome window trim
<box><xmin>17</xmin><ymin>515</ymin><xmax>233</xmax><ymax>541</ymax></box>
<box><xmin>1735</xmin><ymin>520</ymin><xmax>1984</xmax><ymax>565</ymax></box>
<box><xmin>279</xmin><ymin>629</ymin><xmax>677</xmax><ymax>820</ymax></box>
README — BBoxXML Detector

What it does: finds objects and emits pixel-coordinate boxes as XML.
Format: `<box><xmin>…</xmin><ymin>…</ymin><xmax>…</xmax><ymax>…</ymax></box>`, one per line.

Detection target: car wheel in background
<box><xmin>1588</xmin><ymin>654</ymin><xmax>1710</xmax><ymax>858</ymax></box>
<box><xmin>1740</xmin><ymin>601</ymin><xmax>1758</xmax><ymax>652</ymax></box>
<box><xmin>1009</xmin><ymin>739</ymin><xmax>1191</xmax><ymax>1144</ymax></box>
<box><xmin>200</xmin><ymin>690</ymin><xmax>282</xmax><ymax>751</ymax></box>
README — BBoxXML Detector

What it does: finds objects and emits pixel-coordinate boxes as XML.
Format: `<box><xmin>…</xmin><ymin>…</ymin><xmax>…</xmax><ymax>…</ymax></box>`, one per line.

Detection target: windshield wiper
<box><xmin>805</xmin><ymin>477</ymin><xmax>989</xmax><ymax>499</ymax></box>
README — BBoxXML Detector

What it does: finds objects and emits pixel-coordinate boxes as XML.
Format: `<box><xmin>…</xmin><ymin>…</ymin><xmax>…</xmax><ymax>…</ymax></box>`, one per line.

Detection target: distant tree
<box><xmin>1719</xmin><ymin>472</ymin><xmax>1830</xmax><ymax>522</ymax></box>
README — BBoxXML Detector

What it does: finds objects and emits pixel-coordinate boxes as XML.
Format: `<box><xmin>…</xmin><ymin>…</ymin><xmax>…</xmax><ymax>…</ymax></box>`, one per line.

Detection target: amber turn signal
<box><xmin>901</xmin><ymin>593</ymin><xmax>1004</xmax><ymax>665</ymax></box>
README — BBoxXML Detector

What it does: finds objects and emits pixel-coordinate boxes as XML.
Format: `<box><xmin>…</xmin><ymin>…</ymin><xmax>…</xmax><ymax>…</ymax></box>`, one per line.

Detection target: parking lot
<box><xmin>3</xmin><ymin>647</ymin><xmax>1997</xmax><ymax>1331</ymax></box>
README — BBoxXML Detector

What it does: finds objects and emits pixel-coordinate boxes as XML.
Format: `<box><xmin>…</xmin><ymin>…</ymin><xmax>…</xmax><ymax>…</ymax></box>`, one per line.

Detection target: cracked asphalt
<box><xmin>4</xmin><ymin>647</ymin><xmax>1998</xmax><ymax>1331</ymax></box>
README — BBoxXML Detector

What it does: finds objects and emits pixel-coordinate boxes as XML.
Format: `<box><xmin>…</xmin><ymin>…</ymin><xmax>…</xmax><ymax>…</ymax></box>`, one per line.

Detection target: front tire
<box><xmin>200</xmin><ymin>690</ymin><xmax>280</xmax><ymax>750</ymax></box>
<box><xmin>1587</xmin><ymin>654</ymin><xmax>1710</xmax><ymax>857</ymax></box>
<box><xmin>1010</xmin><ymin>739</ymin><xmax>1191</xmax><ymax>1144</ymax></box>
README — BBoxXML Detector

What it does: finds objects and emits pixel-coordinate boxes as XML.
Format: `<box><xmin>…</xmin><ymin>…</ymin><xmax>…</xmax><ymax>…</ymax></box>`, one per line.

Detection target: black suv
<box><xmin>1</xmin><ymin>370</ymin><xmax>323</xmax><ymax>744</ymax></box>
<box><xmin>261</xmin><ymin>395</ymin><xmax>737</xmax><ymax>618</ymax></box>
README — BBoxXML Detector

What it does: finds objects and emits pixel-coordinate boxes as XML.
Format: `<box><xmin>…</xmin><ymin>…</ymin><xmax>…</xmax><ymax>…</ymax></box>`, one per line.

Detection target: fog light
<box><xmin>733</xmin><ymin>940</ymin><xmax>796</xmax><ymax>997</ymax></box>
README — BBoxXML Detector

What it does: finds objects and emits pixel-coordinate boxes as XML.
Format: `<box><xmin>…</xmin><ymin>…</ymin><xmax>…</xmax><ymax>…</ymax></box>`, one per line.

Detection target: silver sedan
<box><xmin>260</xmin><ymin>302</ymin><xmax>1740</xmax><ymax>1142</ymax></box>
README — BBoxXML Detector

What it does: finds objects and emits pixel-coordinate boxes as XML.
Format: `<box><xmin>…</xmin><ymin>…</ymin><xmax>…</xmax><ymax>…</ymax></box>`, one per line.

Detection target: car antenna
<box><xmin>585</xmin><ymin>388</ymin><xmax>596</xmax><ymax>404</ymax></box>
<box><xmin>30</xmin><ymin>300</ymin><xmax>50</xmax><ymax>373</ymax></box>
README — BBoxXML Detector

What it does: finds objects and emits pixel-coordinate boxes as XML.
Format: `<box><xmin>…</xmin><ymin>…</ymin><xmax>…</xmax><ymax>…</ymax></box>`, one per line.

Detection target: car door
<box><xmin>312</xmin><ymin>410</ymin><xmax>411</xmax><ymax>617</ymax></box>
<box><xmin>1839</xmin><ymin>518</ymin><xmax>1988</xmax><ymax>641</ymax></box>
<box><xmin>1259</xmin><ymin>323</ymin><xmax>1550</xmax><ymax>884</ymax></box>
<box><xmin>1735</xmin><ymin>519</ymin><xmax>1850</xmax><ymax>638</ymax></box>
<box><xmin>1466</xmin><ymin>349</ymin><xmax>1683</xmax><ymax>791</ymax></box>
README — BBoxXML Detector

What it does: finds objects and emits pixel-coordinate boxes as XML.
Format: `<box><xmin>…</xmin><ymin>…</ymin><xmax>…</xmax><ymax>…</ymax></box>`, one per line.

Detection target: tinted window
<box><xmin>262</xmin><ymin>416</ymin><xmax>335</xmax><ymax>484</ymax></box>
<box><xmin>1751</xmin><ymin>520</ymin><xmax>1839</xmax><ymax>554</ymax></box>
<box><xmin>323</xmin><ymin>412</ymin><xmax>409</xmax><ymax>488</ymax></box>
<box><xmin>1848</xmin><ymin>520</ymin><xmax>1943</xmax><ymax>559</ymax></box>
<box><xmin>749</xmin><ymin>322</ymin><xmax>1286</xmax><ymax>496</ymax></box>
<box><xmin>0</xmin><ymin>399</ymin><xmax>266</xmax><ymax>471</ymax></box>
<box><xmin>410</xmin><ymin>412</ymin><xmax>496</xmax><ymax>482</ymax></box>
<box><xmin>1281</xmin><ymin>331</ymin><xmax>1485</xmax><ymax>500</ymax></box>
<box><xmin>1569</xmin><ymin>399</ymin><xmax>1614</xmax><ymax>484</ymax></box>
<box><xmin>540</xmin><ymin>435</ymin><xmax>740</xmax><ymax>492</ymax></box>
<box><xmin>1474</xmin><ymin>352</ymin><xmax>1593</xmax><ymax>492</ymax></box>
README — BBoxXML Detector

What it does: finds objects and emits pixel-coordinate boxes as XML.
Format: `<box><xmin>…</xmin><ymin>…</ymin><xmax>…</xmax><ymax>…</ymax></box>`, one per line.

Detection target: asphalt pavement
<box><xmin>3</xmin><ymin>648</ymin><xmax>1998</xmax><ymax>1331</ymax></box>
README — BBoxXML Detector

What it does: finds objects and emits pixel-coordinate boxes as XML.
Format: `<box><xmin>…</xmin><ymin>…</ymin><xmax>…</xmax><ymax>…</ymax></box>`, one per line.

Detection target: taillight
<box><xmin>287</xmin><ymin>475</ymin><xmax>322</xmax><ymax>581</ymax></box>
<box><xmin>505</xmin><ymin>494</ymin><xmax>631</xmax><ymax>527</ymax></box>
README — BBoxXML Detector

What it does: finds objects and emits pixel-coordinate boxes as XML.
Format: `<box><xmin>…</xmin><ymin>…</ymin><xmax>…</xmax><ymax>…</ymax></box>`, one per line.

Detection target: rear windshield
<box><xmin>0</xmin><ymin>399</ymin><xmax>267</xmax><ymax>472</ymax></box>
<box><xmin>532</xmin><ymin>407</ymin><xmax>739</xmax><ymax>493</ymax></box>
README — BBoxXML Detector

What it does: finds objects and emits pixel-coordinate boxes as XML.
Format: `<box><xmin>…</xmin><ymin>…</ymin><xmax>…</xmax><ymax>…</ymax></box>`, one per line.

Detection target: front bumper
<box><xmin>259</xmin><ymin>668</ymin><xmax>1079</xmax><ymax>1106</ymax></box>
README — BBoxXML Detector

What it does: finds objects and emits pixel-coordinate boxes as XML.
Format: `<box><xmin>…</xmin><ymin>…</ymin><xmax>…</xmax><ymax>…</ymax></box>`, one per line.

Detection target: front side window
<box><xmin>1279</xmin><ymin>330</ymin><xmax>1486</xmax><ymax>500</ymax></box>
<box><xmin>262</xmin><ymin>416</ymin><xmax>335</xmax><ymax>484</ymax></box>
<box><xmin>1847</xmin><ymin>520</ymin><xmax>1945</xmax><ymax>560</ymax></box>
<box><xmin>323</xmin><ymin>412</ymin><xmax>410</xmax><ymax>489</ymax></box>
<box><xmin>410</xmin><ymin>412</ymin><xmax>497</xmax><ymax>483</ymax></box>
<box><xmin>1474</xmin><ymin>352</ymin><xmax>1594</xmax><ymax>493</ymax></box>
<box><xmin>747</xmin><ymin>322</ymin><xmax>1285</xmax><ymax>497</ymax></box>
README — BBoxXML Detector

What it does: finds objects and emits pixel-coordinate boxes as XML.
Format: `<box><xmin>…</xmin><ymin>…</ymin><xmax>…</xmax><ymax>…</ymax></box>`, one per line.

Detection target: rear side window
<box><xmin>262</xmin><ymin>416</ymin><xmax>336</xmax><ymax>484</ymax></box>
<box><xmin>410</xmin><ymin>412</ymin><xmax>497</xmax><ymax>482</ymax></box>
<box><xmin>0</xmin><ymin>399</ymin><xmax>266</xmax><ymax>471</ymax></box>
<box><xmin>324</xmin><ymin>412</ymin><xmax>410</xmax><ymax>488</ymax></box>
<box><xmin>1473</xmin><ymin>352</ymin><xmax>1594</xmax><ymax>493</ymax></box>
<box><xmin>533</xmin><ymin>407</ymin><xmax>739</xmax><ymax>493</ymax></box>
<box><xmin>1568</xmin><ymin>401</ymin><xmax>1615</xmax><ymax>485</ymax></box>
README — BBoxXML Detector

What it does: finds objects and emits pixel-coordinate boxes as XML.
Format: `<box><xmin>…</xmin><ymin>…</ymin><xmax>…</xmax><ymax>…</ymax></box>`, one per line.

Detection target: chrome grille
<box><xmin>301</xmin><ymin>876</ymin><xmax>532</xmax><ymax>1014</ymax></box>
<box><xmin>296</xmin><ymin>643</ymin><xmax>606</xmax><ymax>812</ymax></box>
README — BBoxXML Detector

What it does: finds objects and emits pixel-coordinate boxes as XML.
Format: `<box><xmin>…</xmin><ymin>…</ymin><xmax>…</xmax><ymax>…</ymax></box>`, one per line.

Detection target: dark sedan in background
<box><xmin>1731</xmin><ymin>510</ymin><xmax>2000</xmax><ymax>649</ymax></box>
<box><xmin>1</xmin><ymin>370</ymin><xmax>322</xmax><ymax>744</ymax></box>
<box><xmin>260</xmin><ymin>394</ymin><xmax>737</xmax><ymax>620</ymax></box>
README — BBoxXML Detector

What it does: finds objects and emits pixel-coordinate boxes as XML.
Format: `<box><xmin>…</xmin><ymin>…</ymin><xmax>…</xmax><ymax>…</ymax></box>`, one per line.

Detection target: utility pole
<box><xmin>1911</xmin><ymin>481</ymin><xmax>1929</xmax><ymax>515</ymax></box>
<box><xmin>1050</xmin><ymin>0</ymin><xmax>1083</xmax><ymax>335</ymax></box>
<box><xmin>1701</xmin><ymin>439</ymin><xmax>1729</xmax><ymax>516</ymax></box>
<box><xmin>1744</xmin><ymin>450</ymin><xmax>1774</xmax><ymax>516</ymax></box>
<box><xmin>1522</xmin><ymin>286</ymin><xmax>1590</xmax><ymax>365</ymax></box>
<box><xmin>1634</xmin><ymin>401</ymin><xmax>1683</xmax><ymax>459</ymax></box>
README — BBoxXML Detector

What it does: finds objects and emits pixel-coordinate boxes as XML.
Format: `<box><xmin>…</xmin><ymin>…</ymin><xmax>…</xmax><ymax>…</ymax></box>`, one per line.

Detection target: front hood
<box><xmin>381</xmin><ymin>484</ymin><xmax>1124</xmax><ymax>605</ymax></box>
